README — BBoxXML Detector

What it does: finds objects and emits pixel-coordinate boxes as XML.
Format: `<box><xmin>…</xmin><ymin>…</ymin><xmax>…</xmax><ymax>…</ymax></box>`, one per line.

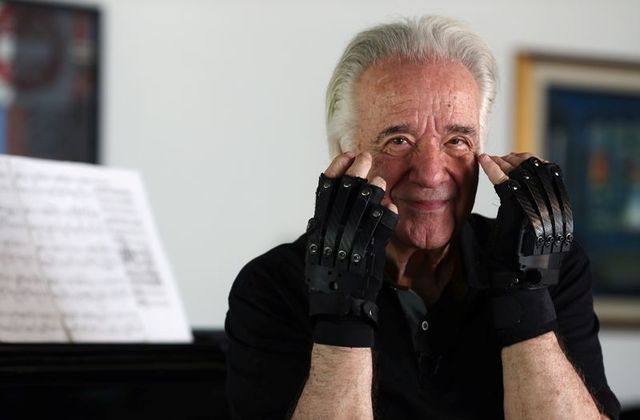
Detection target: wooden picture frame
<box><xmin>515</xmin><ymin>52</ymin><xmax>640</xmax><ymax>327</ymax></box>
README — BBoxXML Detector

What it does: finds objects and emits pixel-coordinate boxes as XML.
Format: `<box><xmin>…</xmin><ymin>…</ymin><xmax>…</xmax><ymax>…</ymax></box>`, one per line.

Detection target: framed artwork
<box><xmin>0</xmin><ymin>0</ymin><xmax>100</xmax><ymax>163</ymax></box>
<box><xmin>515</xmin><ymin>52</ymin><xmax>640</xmax><ymax>326</ymax></box>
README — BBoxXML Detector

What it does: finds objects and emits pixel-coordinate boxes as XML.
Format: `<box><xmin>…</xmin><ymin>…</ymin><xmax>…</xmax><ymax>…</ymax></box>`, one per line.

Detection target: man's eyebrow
<box><xmin>375</xmin><ymin>124</ymin><xmax>411</xmax><ymax>144</ymax></box>
<box><xmin>446</xmin><ymin>124</ymin><xmax>477</xmax><ymax>137</ymax></box>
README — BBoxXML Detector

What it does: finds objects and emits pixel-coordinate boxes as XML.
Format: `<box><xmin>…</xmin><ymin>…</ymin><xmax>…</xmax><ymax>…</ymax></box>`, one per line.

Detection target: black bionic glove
<box><xmin>305</xmin><ymin>173</ymin><xmax>398</xmax><ymax>347</ymax></box>
<box><xmin>485</xmin><ymin>157</ymin><xmax>574</xmax><ymax>347</ymax></box>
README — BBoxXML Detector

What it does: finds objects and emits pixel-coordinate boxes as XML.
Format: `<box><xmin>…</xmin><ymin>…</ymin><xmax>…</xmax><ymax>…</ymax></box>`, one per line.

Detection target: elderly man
<box><xmin>225</xmin><ymin>16</ymin><xmax>620</xmax><ymax>419</ymax></box>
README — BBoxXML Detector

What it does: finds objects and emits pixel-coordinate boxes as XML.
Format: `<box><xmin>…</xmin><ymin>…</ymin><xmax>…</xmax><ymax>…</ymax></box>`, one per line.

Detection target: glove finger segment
<box><xmin>495</xmin><ymin>179</ymin><xmax>545</xmax><ymax>248</ymax></box>
<box><xmin>532</xmin><ymin>161</ymin><xmax>564</xmax><ymax>252</ymax></box>
<box><xmin>371</xmin><ymin>186</ymin><xmax>385</xmax><ymax>207</ymax></box>
<box><xmin>370</xmin><ymin>178</ymin><xmax>398</xmax><ymax>213</ymax></box>
<box><xmin>380</xmin><ymin>206</ymin><xmax>399</xmax><ymax>233</ymax></box>
<box><xmin>367</xmin><ymin>207</ymin><xmax>398</xmax><ymax>283</ymax></box>
<box><xmin>547</xmin><ymin>164</ymin><xmax>574</xmax><ymax>252</ymax></box>
<box><xmin>510</xmin><ymin>166</ymin><xmax>554</xmax><ymax>251</ymax></box>
<box><xmin>337</xmin><ymin>182</ymin><xmax>374</xmax><ymax>270</ymax></box>
<box><xmin>350</xmin><ymin>203</ymin><xmax>384</xmax><ymax>276</ymax></box>
<box><xmin>519</xmin><ymin>159</ymin><xmax>558</xmax><ymax>252</ymax></box>
<box><xmin>321</xmin><ymin>175</ymin><xmax>365</xmax><ymax>266</ymax></box>
<box><xmin>313</xmin><ymin>174</ymin><xmax>337</xmax><ymax>224</ymax></box>
<box><xmin>307</xmin><ymin>174</ymin><xmax>337</xmax><ymax>266</ymax></box>
<box><xmin>370</xmin><ymin>208</ymin><xmax>398</xmax><ymax>282</ymax></box>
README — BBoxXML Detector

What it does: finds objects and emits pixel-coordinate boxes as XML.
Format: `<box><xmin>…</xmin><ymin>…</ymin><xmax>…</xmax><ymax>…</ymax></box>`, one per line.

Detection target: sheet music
<box><xmin>0</xmin><ymin>155</ymin><xmax>192</xmax><ymax>343</ymax></box>
<box><xmin>93</xmin><ymin>169</ymin><xmax>192</xmax><ymax>342</ymax></box>
<box><xmin>0</xmin><ymin>158</ymin><xmax>68</xmax><ymax>342</ymax></box>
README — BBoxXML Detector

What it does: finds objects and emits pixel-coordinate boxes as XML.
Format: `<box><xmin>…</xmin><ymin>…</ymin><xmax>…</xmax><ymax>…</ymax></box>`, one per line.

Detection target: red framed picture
<box><xmin>0</xmin><ymin>0</ymin><xmax>100</xmax><ymax>163</ymax></box>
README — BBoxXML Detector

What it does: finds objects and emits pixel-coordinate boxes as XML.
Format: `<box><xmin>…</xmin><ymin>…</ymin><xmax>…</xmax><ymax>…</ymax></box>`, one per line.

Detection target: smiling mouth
<box><xmin>402</xmin><ymin>199</ymin><xmax>449</xmax><ymax>212</ymax></box>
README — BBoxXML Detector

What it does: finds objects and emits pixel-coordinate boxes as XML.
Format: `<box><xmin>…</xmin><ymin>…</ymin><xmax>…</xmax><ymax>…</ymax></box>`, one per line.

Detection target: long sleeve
<box><xmin>225</xmin><ymin>238</ymin><xmax>312</xmax><ymax>419</ymax></box>
<box><xmin>549</xmin><ymin>240</ymin><xmax>621</xmax><ymax>419</ymax></box>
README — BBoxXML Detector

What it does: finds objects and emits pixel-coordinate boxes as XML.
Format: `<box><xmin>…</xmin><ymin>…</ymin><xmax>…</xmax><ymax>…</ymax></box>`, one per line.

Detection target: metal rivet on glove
<box><xmin>337</xmin><ymin>250</ymin><xmax>347</xmax><ymax>260</ymax></box>
<box><xmin>372</xmin><ymin>209</ymin><xmax>382</xmax><ymax>218</ymax></box>
<box><xmin>343</xmin><ymin>181</ymin><xmax>351</xmax><ymax>188</ymax></box>
<box><xmin>309</xmin><ymin>244</ymin><xmax>318</xmax><ymax>254</ymax></box>
<box><xmin>565</xmin><ymin>233</ymin><xmax>573</xmax><ymax>242</ymax></box>
<box><xmin>352</xmin><ymin>253</ymin><xmax>361</xmax><ymax>263</ymax></box>
<box><xmin>362</xmin><ymin>301</ymin><xmax>377</xmax><ymax>320</ymax></box>
<box><xmin>329</xmin><ymin>281</ymin><xmax>339</xmax><ymax>291</ymax></box>
<box><xmin>421</xmin><ymin>320</ymin><xmax>429</xmax><ymax>331</ymax></box>
<box><xmin>323</xmin><ymin>181</ymin><xmax>331</xmax><ymax>189</ymax></box>
<box><xmin>323</xmin><ymin>247</ymin><xmax>333</xmax><ymax>256</ymax></box>
<box><xmin>536</xmin><ymin>236</ymin><xmax>545</xmax><ymax>246</ymax></box>
<box><xmin>533</xmin><ymin>159</ymin><xmax>540</xmax><ymax>166</ymax></box>
<box><xmin>361</xmin><ymin>188</ymin><xmax>371</xmax><ymax>197</ymax></box>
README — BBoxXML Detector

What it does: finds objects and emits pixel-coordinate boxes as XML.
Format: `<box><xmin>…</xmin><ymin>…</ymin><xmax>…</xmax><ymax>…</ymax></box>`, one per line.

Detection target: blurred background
<box><xmin>1</xmin><ymin>0</ymin><xmax>639</xmax><ymax>410</ymax></box>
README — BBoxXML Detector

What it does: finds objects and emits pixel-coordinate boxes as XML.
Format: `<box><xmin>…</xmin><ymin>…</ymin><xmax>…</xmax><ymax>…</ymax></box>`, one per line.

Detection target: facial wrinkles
<box><xmin>353</xmin><ymin>59</ymin><xmax>482</xmax><ymax>255</ymax></box>
<box><xmin>384</xmin><ymin>86</ymin><xmax>474</xmax><ymax>140</ymax></box>
<box><xmin>357</xmin><ymin>59</ymin><xmax>479</xmax><ymax>167</ymax></box>
<box><xmin>385</xmin><ymin>99</ymin><xmax>475</xmax><ymax>204</ymax></box>
<box><xmin>362</xmin><ymin>63</ymin><xmax>468</xmax><ymax>140</ymax></box>
<box><xmin>392</xmin><ymin>142</ymin><xmax>458</xmax><ymax>203</ymax></box>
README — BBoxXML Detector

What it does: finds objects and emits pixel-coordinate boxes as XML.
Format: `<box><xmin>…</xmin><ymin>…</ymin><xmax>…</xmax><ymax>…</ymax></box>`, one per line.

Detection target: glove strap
<box><xmin>313</xmin><ymin>318</ymin><xmax>375</xmax><ymax>348</ymax></box>
<box><xmin>492</xmin><ymin>288</ymin><xmax>557</xmax><ymax>348</ymax></box>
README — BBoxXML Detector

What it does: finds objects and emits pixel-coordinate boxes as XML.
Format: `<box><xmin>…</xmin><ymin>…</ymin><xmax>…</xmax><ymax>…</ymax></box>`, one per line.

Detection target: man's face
<box><xmin>354</xmin><ymin>58</ymin><xmax>481</xmax><ymax>251</ymax></box>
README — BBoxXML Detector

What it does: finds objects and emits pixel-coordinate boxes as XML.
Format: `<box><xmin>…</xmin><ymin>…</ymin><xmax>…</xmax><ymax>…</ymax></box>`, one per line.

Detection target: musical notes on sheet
<box><xmin>0</xmin><ymin>156</ymin><xmax>191</xmax><ymax>343</ymax></box>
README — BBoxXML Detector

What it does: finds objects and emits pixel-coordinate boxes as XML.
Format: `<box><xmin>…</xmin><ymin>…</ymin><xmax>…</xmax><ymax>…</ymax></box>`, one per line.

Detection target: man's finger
<box><xmin>502</xmin><ymin>152</ymin><xmax>539</xmax><ymax>168</ymax></box>
<box><xmin>369</xmin><ymin>175</ymin><xmax>399</xmax><ymax>214</ymax></box>
<box><xmin>324</xmin><ymin>151</ymin><xmax>356</xmax><ymax>177</ymax></box>
<box><xmin>508</xmin><ymin>151</ymin><xmax>549</xmax><ymax>163</ymax></box>
<box><xmin>370</xmin><ymin>175</ymin><xmax>398</xmax><ymax>214</ymax></box>
<box><xmin>345</xmin><ymin>152</ymin><xmax>373</xmax><ymax>179</ymax></box>
<box><xmin>369</xmin><ymin>175</ymin><xmax>387</xmax><ymax>191</ymax></box>
<box><xmin>479</xmin><ymin>153</ymin><xmax>509</xmax><ymax>185</ymax></box>
<box><xmin>509</xmin><ymin>152</ymin><xmax>535</xmax><ymax>157</ymax></box>
<box><xmin>490</xmin><ymin>155</ymin><xmax>514</xmax><ymax>175</ymax></box>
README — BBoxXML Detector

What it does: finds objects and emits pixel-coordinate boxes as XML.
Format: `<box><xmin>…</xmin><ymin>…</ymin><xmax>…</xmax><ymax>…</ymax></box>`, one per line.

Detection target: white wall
<box><xmin>51</xmin><ymin>0</ymin><xmax>640</xmax><ymax>407</ymax></box>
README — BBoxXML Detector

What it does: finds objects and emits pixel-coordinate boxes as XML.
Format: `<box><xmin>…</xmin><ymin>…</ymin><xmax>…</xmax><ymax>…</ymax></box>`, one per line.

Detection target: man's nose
<box><xmin>407</xmin><ymin>141</ymin><xmax>449</xmax><ymax>188</ymax></box>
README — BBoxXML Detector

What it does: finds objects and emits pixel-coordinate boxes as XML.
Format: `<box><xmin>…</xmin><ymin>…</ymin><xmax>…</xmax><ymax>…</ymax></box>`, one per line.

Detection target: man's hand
<box><xmin>305</xmin><ymin>151</ymin><xmax>398</xmax><ymax>348</ymax></box>
<box><xmin>480</xmin><ymin>152</ymin><xmax>603</xmax><ymax>419</ymax></box>
<box><xmin>478</xmin><ymin>152</ymin><xmax>573</xmax><ymax>347</ymax></box>
<box><xmin>293</xmin><ymin>152</ymin><xmax>398</xmax><ymax>420</ymax></box>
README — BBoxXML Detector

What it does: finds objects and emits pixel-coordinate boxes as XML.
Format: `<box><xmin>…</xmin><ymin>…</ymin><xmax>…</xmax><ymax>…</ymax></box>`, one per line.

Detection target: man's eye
<box><xmin>381</xmin><ymin>137</ymin><xmax>412</xmax><ymax>156</ymax></box>
<box><xmin>389</xmin><ymin>137</ymin><xmax>409</xmax><ymax>146</ymax></box>
<box><xmin>447</xmin><ymin>137</ymin><xmax>470</xmax><ymax>148</ymax></box>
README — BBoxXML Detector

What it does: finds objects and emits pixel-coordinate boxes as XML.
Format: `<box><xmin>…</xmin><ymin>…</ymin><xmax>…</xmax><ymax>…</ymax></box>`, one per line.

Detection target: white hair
<box><xmin>326</xmin><ymin>15</ymin><xmax>498</xmax><ymax>157</ymax></box>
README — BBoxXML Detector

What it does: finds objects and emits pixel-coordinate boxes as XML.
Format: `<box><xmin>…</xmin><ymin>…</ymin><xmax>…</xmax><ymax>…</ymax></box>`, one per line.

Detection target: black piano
<box><xmin>0</xmin><ymin>330</ymin><xmax>229</xmax><ymax>420</ymax></box>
